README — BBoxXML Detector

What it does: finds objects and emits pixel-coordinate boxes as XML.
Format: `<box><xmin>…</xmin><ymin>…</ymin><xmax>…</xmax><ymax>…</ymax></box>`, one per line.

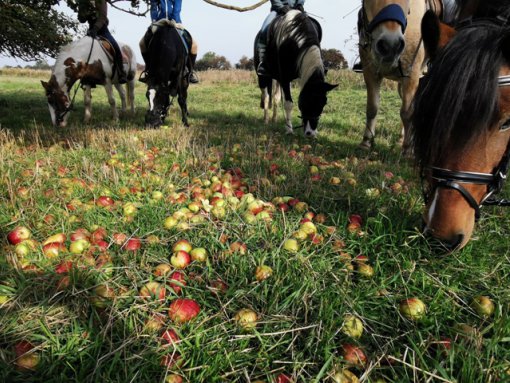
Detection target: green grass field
<box><xmin>0</xmin><ymin>68</ymin><xmax>509</xmax><ymax>383</ymax></box>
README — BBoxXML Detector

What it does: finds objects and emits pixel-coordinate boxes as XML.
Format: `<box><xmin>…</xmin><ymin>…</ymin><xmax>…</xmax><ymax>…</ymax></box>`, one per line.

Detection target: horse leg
<box><xmin>127</xmin><ymin>79</ymin><xmax>135</xmax><ymax>114</ymax></box>
<box><xmin>104</xmin><ymin>81</ymin><xmax>119</xmax><ymax>121</ymax></box>
<box><xmin>359</xmin><ymin>73</ymin><xmax>382</xmax><ymax>150</ymax></box>
<box><xmin>114</xmin><ymin>82</ymin><xmax>127</xmax><ymax>115</ymax></box>
<box><xmin>261</xmin><ymin>86</ymin><xmax>270</xmax><ymax>124</ymax></box>
<box><xmin>272</xmin><ymin>80</ymin><xmax>281</xmax><ymax>124</ymax></box>
<box><xmin>83</xmin><ymin>85</ymin><xmax>92</xmax><ymax>124</ymax></box>
<box><xmin>400</xmin><ymin>73</ymin><xmax>420</xmax><ymax>156</ymax></box>
<box><xmin>281</xmin><ymin>83</ymin><xmax>294</xmax><ymax>135</ymax></box>
<box><xmin>178</xmin><ymin>89</ymin><xmax>189</xmax><ymax>127</ymax></box>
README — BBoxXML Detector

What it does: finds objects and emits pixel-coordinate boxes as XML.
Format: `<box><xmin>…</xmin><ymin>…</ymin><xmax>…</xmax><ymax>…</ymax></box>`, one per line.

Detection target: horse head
<box><xmin>412</xmin><ymin>11</ymin><xmax>510</xmax><ymax>251</ymax></box>
<box><xmin>361</xmin><ymin>0</ymin><xmax>410</xmax><ymax>68</ymax></box>
<box><xmin>41</xmin><ymin>74</ymin><xmax>71</xmax><ymax>128</ymax></box>
<box><xmin>298</xmin><ymin>80</ymin><xmax>338</xmax><ymax>137</ymax></box>
<box><xmin>145</xmin><ymin>84</ymin><xmax>172</xmax><ymax>128</ymax></box>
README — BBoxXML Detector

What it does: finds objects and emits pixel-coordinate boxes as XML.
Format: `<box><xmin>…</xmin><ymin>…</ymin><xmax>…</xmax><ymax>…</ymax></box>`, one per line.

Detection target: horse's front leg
<box><xmin>177</xmin><ymin>87</ymin><xmax>189</xmax><ymax>127</ymax></box>
<box><xmin>261</xmin><ymin>86</ymin><xmax>270</xmax><ymax>124</ymax></box>
<box><xmin>281</xmin><ymin>82</ymin><xmax>294</xmax><ymax>135</ymax></box>
<box><xmin>83</xmin><ymin>85</ymin><xmax>92</xmax><ymax>124</ymax></box>
<box><xmin>359</xmin><ymin>71</ymin><xmax>382</xmax><ymax>150</ymax></box>
<box><xmin>104</xmin><ymin>81</ymin><xmax>119</xmax><ymax>121</ymax></box>
<box><xmin>400</xmin><ymin>72</ymin><xmax>420</xmax><ymax>156</ymax></box>
<box><xmin>127</xmin><ymin>79</ymin><xmax>135</xmax><ymax>114</ymax></box>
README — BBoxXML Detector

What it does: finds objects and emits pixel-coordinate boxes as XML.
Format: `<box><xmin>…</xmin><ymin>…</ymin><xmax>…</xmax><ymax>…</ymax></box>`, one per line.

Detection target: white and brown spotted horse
<box><xmin>41</xmin><ymin>36</ymin><xmax>136</xmax><ymax>128</ymax></box>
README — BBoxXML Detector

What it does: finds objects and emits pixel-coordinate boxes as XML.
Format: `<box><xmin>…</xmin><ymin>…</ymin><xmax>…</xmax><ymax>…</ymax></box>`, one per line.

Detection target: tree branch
<box><xmin>201</xmin><ymin>0</ymin><xmax>269</xmax><ymax>12</ymax></box>
<box><xmin>108</xmin><ymin>1</ymin><xmax>149</xmax><ymax>17</ymax></box>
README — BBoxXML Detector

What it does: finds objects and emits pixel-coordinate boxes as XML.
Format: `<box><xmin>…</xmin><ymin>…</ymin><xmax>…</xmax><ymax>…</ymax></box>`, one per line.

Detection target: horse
<box><xmin>357</xmin><ymin>0</ymin><xmax>443</xmax><ymax>153</ymax></box>
<box><xmin>144</xmin><ymin>22</ymin><xmax>190</xmax><ymax>128</ymax></box>
<box><xmin>41</xmin><ymin>36</ymin><xmax>136</xmax><ymax>128</ymax></box>
<box><xmin>255</xmin><ymin>10</ymin><xmax>337</xmax><ymax>137</ymax></box>
<box><xmin>411</xmin><ymin>0</ymin><xmax>510</xmax><ymax>250</ymax></box>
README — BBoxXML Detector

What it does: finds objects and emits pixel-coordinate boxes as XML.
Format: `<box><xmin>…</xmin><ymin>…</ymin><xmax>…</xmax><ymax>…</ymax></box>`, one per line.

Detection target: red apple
<box><xmin>276</xmin><ymin>373</ymin><xmax>293</xmax><ymax>383</ymax></box>
<box><xmin>96</xmin><ymin>196</ymin><xmax>115</xmax><ymax>207</ymax></box>
<box><xmin>170</xmin><ymin>250</ymin><xmax>191</xmax><ymax>269</ymax></box>
<box><xmin>70</xmin><ymin>228</ymin><xmax>90</xmax><ymax>242</ymax></box>
<box><xmin>55</xmin><ymin>261</ymin><xmax>73</xmax><ymax>274</ymax></box>
<box><xmin>7</xmin><ymin>226</ymin><xmax>31</xmax><ymax>245</ymax></box>
<box><xmin>124</xmin><ymin>237</ymin><xmax>141</xmax><ymax>251</ymax></box>
<box><xmin>91</xmin><ymin>227</ymin><xmax>107</xmax><ymax>243</ymax></box>
<box><xmin>348</xmin><ymin>214</ymin><xmax>363</xmax><ymax>226</ymax></box>
<box><xmin>209</xmin><ymin>279</ymin><xmax>228</xmax><ymax>295</ymax></box>
<box><xmin>112</xmin><ymin>232</ymin><xmax>127</xmax><ymax>245</ymax></box>
<box><xmin>160</xmin><ymin>352</ymin><xmax>181</xmax><ymax>368</ymax></box>
<box><xmin>161</xmin><ymin>328</ymin><xmax>180</xmax><ymax>347</ymax></box>
<box><xmin>154</xmin><ymin>263</ymin><xmax>172</xmax><ymax>277</ymax></box>
<box><xmin>14</xmin><ymin>341</ymin><xmax>39</xmax><ymax>370</ymax></box>
<box><xmin>341</xmin><ymin>343</ymin><xmax>367</xmax><ymax>366</ymax></box>
<box><xmin>42</xmin><ymin>242</ymin><xmax>67</xmax><ymax>258</ymax></box>
<box><xmin>168</xmin><ymin>271</ymin><xmax>186</xmax><ymax>294</ymax></box>
<box><xmin>43</xmin><ymin>233</ymin><xmax>66</xmax><ymax>245</ymax></box>
<box><xmin>168</xmin><ymin>298</ymin><xmax>200</xmax><ymax>323</ymax></box>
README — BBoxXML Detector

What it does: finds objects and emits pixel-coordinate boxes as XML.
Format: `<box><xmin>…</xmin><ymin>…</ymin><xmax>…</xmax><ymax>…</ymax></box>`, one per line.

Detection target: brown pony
<box><xmin>358</xmin><ymin>0</ymin><xmax>443</xmax><ymax>153</ymax></box>
<box><xmin>412</xmin><ymin>0</ymin><xmax>510</xmax><ymax>250</ymax></box>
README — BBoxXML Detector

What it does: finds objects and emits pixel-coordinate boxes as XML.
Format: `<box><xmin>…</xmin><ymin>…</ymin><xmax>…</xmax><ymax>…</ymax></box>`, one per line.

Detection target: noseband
<box><xmin>424</xmin><ymin>75</ymin><xmax>510</xmax><ymax>220</ymax></box>
<box><xmin>360</xmin><ymin>1</ymin><xmax>408</xmax><ymax>49</ymax></box>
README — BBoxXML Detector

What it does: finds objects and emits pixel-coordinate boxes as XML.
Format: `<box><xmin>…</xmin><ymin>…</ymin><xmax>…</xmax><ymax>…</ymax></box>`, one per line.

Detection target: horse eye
<box><xmin>501</xmin><ymin>118</ymin><xmax>510</xmax><ymax>131</ymax></box>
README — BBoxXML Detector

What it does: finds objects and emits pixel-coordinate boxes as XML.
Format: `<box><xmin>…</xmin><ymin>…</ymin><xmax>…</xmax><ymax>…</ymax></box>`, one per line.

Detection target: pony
<box><xmin>357</xmin><ymin>0</ymin><xmax>443</xmax><ymax>153</ymax></box>
<box><xmin>255</xmin><ymin>10</ymin><xmax>337</xmax><ymax>137</ymax></box>
<box><xmin>144</xmin><ymin>22</ymin><xmax>190</xmax><ymax>128</ymax></box>
<box><xmin>41</xmin><ymin>36</ymin><xmax>136</xmax><ymax>128</ymax></box>
<box><xmin>411</xmin><ymin>0</ymin><xmax>510</xmax><ymax>250</ymax></box>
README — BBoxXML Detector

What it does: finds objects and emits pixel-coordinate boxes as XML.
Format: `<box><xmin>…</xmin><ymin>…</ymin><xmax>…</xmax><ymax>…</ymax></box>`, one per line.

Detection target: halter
<box><xmin>360</xmin><ymin>1</ymin><xmax>408</xmax><ymax>49</ymax></box>
<box><xmin>424</xmin><ymin>74</ymin><xmax>510</xmax><ymax>220</ymax></box>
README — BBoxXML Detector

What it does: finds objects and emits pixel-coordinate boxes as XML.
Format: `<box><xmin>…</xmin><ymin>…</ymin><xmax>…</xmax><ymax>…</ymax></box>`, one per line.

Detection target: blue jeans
<box><xmin>98</xmin><ymin>25</ymin><xmax>124</xmax><ymax>74</ymax></box>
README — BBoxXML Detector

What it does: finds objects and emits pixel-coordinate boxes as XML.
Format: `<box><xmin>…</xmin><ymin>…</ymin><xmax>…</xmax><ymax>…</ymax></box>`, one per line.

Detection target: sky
<box><xmin>0</xmin><ymin>0</ymin><xmax>361</xmax><ymax>68</ymax></box>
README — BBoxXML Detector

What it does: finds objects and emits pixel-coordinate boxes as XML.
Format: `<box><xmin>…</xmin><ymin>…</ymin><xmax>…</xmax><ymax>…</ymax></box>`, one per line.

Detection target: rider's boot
<box><xmin>189</xmin><ymin>53</ymin><xmax>199</xmax><ymax>84</ymax></box>
<box><xmin>257</xmin><ymin>42</ymin><xmax>269</xmax><ymax>77</ymax></box>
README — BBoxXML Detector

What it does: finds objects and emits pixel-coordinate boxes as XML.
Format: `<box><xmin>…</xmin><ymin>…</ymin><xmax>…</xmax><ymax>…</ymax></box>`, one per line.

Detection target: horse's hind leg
<box><xmin>104</xmin><ymin>81</ymin><xmax>119</xmax><ymax>121</ymax></box>
<box><xmin>360</xmin><ymin>72</ymin><xmax>382</xmax><ymax>150</ymax></box>
<box><xmin>281</xmin><ymin>83</ymin><xmax>294</xmax><ymax>134</ymax></box>
<box><xmin>271</xmin><ymin>80</ymin><xmax>281</xmax><ymax>124</ymax></box>
<box><xmin>178</xmin><ymin>90</ymin><xmax>189</xmax><ymax>127</ymax></box>
<box><xmin>83</xmin><ymin>85</ymin><xmax>92</xmax><ymax>124</ymax></box>
<box><xmin>114</xmin><ymin>82</ymin><xmax>127</xmax><ymax>115</ymax></box>
<box><xmin>127</xmin><ymin>79</ymin><xmax>135</xmax><ymax>114</ymax></box>
<box><xmin>261</xmin><ymin>87</ymin><xmax>270</xmax><ymax>124</ymax></box>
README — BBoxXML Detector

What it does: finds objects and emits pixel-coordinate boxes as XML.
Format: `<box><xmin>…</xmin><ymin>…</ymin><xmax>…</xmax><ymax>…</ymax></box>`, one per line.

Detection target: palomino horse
<box><xmin>144</xmin><ymin>21</ymin><xmax>190</xmax><ymax>128</ymax></box>
<box><xmin>412</xmin><ymin>0</ymin><xmax>510</xmax><ymax>250</ymax></box>
<box><xmin>256</xmin><ymin>10</ymin><xmax>337</xmax><ymax>137</ymax></box>
<box><xmin>358</xmin><ymin>0</ymin><xmax>443</xmax><ymax>153</ymax></box>
<box><xmin>41</xmin><ymin>36</ymin><xmax>136</xmax><ymax>128</ymax></box>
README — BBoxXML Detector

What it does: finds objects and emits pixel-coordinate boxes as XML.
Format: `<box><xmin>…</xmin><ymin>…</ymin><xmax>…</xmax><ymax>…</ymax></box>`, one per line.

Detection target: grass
<box><xmin>0</xmin><ymin>69</ymin><xmax>509</xmax><ymax>383</ymax></box>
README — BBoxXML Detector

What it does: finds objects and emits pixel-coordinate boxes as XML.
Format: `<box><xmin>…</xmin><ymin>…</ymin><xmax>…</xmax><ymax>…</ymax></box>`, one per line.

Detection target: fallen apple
<box><xmin>255</xmin><ymin>265</ymin><xmax>273</xmax><ymax>282</ymax></box>
<box><xmin>168</xmin><ymin>271</ymin><xmax>186</xmax><ymax>294</ymax></box>
<box><xmin>154</xmin><ymin>263</ymin><xmax>172</xmax><ymax>277</ymax></box>
<box><xmin>234</xmin><ymin>308</ymin><xmax>258</xmax><ymax>330</ymax></box>
<box><xmin>139</xmin><ymin>282</ymin><xmax>166</xmax><ymax>300</ymax></box>
<box><xmin>342</xmin><ymin>314</ymin><xmax>363</xmax><ymax>339</ymax></box>
<box><xmin>399</xmin><ymin>298</ymin><xmax>427</xmax><ymax>321</ymax></box>
<box><xmin>341</xmin><ymin>343</ymin><xmax>367</xmax><ymax>366</ymax></box>
<box><xmin>170</xmin><ymin>250</ymin><xmax>191</xmax><ymax>269</ymax></box>
<box><xmin>165</xmin><ymin>374</ymin><xmax>184</xmax><ymax>383</ymax></box>
<box><xmin>332</xmin><ymin>369</ymin><xmax>359</xmax><ymax>383</ymax></box>
<box><xmin>172</xmin><ymin>239</ymin><xmax>193</xmax><ymax>253</ymax></box>
<box><xmin>470</xmin><ymin>295</ymin><xmax>495</xmax><ymax>318</ymax></box>
<box><xmin>190</xmin><ymin>247</ymin><xmax>208</xmax><ymax>262</ymax></box>
<box><xmin>168</xmin><ymin>298</ymin><xmax>200</xmax><ymax>323</ymax></box>
<box><xmin>283</xmin><ymin>239</ymin><xmax>299</xmax><ymax>253</ymax></box>
<box><xmin>7</xmin><ymin>226</ymin><xmax>31</xmax><ymax>245</ymax></box>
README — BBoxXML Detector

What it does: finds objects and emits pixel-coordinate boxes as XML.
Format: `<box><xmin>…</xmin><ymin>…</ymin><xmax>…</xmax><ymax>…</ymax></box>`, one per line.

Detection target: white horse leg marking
<box><xmin>284</xmin><ymin>100</ymin><xmax>294</xmax><ymax>134</ymax></box>
<box><xmin>262</xmin><ymin>87</ymin><xmax>270</xmax><ymax>124</ymax></box>
<box><xmin>83</xmin><ymin>85</ymin><xmax>92</xmax><ymax>123</ymax></box>
<box><xmin>104</xmin><ymin>81</ymin><xmax>118</xmax><ymax>121</ymax></box>
<box><xmin>272</xmin><ymin>82</ymin><xmax>281</xmax><ymax>124</ymax></box>
<box><xmin>361</xmin><ymin>76</ymin><xmax>382</xmax><ymax>149</ymax></box>
<box><xmin>48</xmin><ymin>104</ymin><xmax>57</xmax><ymax>127</ymax></box>
<box><xmin>427</xmin><ymin>189</ymin><xmax>439</xmax><ymax>227</ymax></box>
<box><xmin>128</xmin><ymin>79</ymin><xmax>135</xmax><ymax>114</ymax></box>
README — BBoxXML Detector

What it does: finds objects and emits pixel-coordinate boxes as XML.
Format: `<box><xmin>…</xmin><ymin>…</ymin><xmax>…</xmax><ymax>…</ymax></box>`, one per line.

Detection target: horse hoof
<box><xmin>358</xmin><ymin>141</ymin><xmax>372</xmax><ymax>151</ymax></box>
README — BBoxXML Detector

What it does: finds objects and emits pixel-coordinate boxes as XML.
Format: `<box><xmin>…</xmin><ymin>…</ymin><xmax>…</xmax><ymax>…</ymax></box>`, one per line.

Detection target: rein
<box><xmin>424</xmin><ymin>75</ymin><xmax>510</xmax><ymax>220</ymax></box>
<box><xmin>57</xmin><ymin>37</ymin><xmax>95</xmax><ymax>124</ymax></box>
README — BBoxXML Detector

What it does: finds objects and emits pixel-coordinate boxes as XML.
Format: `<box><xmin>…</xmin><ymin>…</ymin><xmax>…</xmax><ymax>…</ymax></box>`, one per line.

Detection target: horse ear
<box><xmin>41</xmin><ymin>80</ymin><xmax>49</xmax><ymax>90</ymax></box>
<box><xmin>421</xmin><ymin>10</ymin><xmax>456</xmax><ymax>60</ymax></box>
<box><xmin>501</xmin><ymin>31</ymin><xmax>510</xmax><ymax>64</ymax></box>
<box><xmin>323</xmin><ymin>83</ymin><xmax>338</xmax><ymax>92</ymax></box>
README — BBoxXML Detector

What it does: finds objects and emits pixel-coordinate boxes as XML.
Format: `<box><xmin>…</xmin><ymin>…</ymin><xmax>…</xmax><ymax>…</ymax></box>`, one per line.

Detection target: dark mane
<box><xmin>456</xmin><ymin>0</ymin><xmax>510</xmax><ymax>19</ymax></box>
<box><xmin>412</xmin><ymin>24</ymin><xmax>508</xmax><ymax>167</ymax></box>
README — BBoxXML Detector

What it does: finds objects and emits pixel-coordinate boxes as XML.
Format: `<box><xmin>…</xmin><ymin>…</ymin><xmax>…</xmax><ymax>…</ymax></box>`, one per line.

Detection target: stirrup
<box><xmin>139</xmin><ymin>71</ymin><xmax>149</xmax><ymax>83</ymax></box>
<box><xmin>189</xmin><ymin>71</ymin><xmax>199</xmax><ymax>84</ymax></box>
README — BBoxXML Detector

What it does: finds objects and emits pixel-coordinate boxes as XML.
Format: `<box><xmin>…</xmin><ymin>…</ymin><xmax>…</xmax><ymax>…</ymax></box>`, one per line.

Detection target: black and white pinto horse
<box><xmin>144</xmin><ymin>22</ymin><xmax>190</xmax><ymax>128</ymax></box>
<box><xmin>256</xmin><ymin>10</ymin><xmax>337</xmax><ymax>137</ymax></box>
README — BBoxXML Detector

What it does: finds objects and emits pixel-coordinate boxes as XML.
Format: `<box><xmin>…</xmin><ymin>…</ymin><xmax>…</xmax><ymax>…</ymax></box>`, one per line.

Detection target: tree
<box><xmin>0</xmin><ymin>0</ymin><xmax>78</xmax><ymax>60</ymax></box>
<box><xmin>235</xmin><ymin>56</ymin><xmax>254</xmax><ymax>71</ymax></box>
<box><xmin>195</xmin><ymin>52</ymin><xmax>232</xmax><ymax>71</ymax></box>
<box><xmin>322</xmin><ymin>48</ymin><xmax>348</xmax><ymax>70</ymax></box>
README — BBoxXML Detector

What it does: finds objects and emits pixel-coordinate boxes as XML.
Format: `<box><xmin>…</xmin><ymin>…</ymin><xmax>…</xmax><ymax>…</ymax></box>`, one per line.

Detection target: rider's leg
<box><xmin>99</xmin><ymin>26</ymin><xmax>128</xmax><ymax>84</ymax></box>
<box><xmin>189</xmin><ymin>38</ymin><xmax>199</xmax><ymax>84</ymax></box>
<box><xmin>257</xmin><ymin>11</ymin><xmax>277</xmax><ymax>77</ymax></box>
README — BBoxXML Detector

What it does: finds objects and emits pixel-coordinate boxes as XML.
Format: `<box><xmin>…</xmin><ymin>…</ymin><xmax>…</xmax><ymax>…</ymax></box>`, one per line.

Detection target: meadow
<box><xmin>0</xmin><ymin>68</ymin><xmax>509</xmax><ymax>382</ymax></box>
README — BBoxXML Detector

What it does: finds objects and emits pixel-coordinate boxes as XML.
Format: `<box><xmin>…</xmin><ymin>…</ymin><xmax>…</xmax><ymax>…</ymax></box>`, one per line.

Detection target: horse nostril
<box><xmin>396</xmin><ymin>38</ymin><xmax>405</xmax><ymax>54</ymax></box>
<box><xmin>376</xmin><ymin>39</ymin><xmax>390</xmax><ymax>56</ymax></box>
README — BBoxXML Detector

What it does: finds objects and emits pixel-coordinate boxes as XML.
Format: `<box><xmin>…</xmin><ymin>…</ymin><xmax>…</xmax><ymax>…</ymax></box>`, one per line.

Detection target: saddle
<box><xmin>98</xmin><ymin>37</ymin><xmax>129</xmax><ymax>65</ymax></box>
<box><xmin>149</xmin><ymin>19</ymin><xmax>192</xmax><ymax>54</ymax></box>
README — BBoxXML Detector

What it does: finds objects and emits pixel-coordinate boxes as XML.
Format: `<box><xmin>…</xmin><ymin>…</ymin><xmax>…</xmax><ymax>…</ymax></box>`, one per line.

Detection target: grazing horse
<box><xmin>358</xmin><ymin>0</ymin><xmax>443</xmax><ymax>153</ymax></box>
<box><xmin>41</xmin><ymin>36</ymin><xmax>136</xmax><ymax>128</ymax></box>
<box><xmin>144</xmin><ymin>22</ymin><xmax>190</xmax><ymax>128</ymax></box>
<box><xmin>256</xmin><ymin>10</ymin><xmax>337</xmax><ymax>137</ymax></box>
<box><xmin>412</xmin><ymin>0</ymin><xmax>510</xmax><ymax>250</ymax></box>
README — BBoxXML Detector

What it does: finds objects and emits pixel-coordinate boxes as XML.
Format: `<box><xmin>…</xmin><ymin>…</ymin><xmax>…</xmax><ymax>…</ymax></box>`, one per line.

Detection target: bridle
<box><xmin>423</xmin><ymin>74</ymin><xmax>510</xmax><ymax>221</ymax></box>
